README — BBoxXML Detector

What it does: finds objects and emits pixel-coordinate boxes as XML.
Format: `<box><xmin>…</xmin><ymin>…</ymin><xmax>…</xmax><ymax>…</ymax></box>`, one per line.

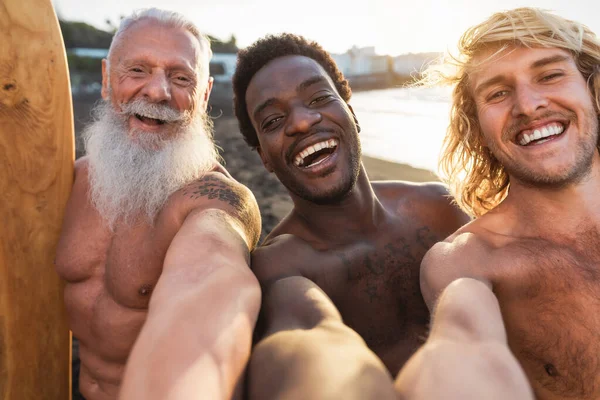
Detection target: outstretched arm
<box><xmin>395</xmin><ymin>278</ymin><xmax>533</xmax><ymax>400</ymax></box>
<box><xmin>119</xmin><ymin>176</ymin><xmax>262</xmax><ymax>400</ymax></box>
<box><xmin>248</xmin><ymin>275</ymin><xmax>397</xmax><ymax>400</ymax></box>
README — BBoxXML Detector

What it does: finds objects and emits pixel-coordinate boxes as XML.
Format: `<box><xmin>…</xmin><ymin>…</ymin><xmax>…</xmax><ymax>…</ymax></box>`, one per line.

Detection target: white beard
<box><xmin>83</xmin><ymin>100</ymin><xmax>219</xmax><ymax>228</ymax></box>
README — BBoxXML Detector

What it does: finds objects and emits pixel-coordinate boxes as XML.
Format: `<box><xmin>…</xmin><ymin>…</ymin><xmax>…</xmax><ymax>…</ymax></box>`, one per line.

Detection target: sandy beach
<box><xmin>212</xmin><ymin>116</ymin><xmax>439</xmax><ymax>239</ymax></box>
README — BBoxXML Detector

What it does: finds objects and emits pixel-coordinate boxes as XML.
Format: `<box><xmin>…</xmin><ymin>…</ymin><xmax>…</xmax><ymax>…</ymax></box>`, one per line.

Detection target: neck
<box><xmin>501</xmin><ymin>155</ymin><xmax>600</xmax><ymax>235</ymax></box>
<box><xmin>289</xmin><ymin>165</ymin><xmax>386</xmax><ymax>243</ymax></box>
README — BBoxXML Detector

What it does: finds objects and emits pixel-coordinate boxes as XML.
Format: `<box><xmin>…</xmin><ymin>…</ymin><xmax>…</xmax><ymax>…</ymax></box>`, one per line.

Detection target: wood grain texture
<box><xmin>0</xmin><ymin>0</ymin><xmax>74</xmax><ymax>398</ymax></box>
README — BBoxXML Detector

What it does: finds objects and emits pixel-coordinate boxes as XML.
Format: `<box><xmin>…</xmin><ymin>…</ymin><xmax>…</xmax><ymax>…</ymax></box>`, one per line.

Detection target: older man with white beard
<box><xmin>55</xmin><ymin>8</ymin><xmax>261</xmax><ymax>400</ymax></box>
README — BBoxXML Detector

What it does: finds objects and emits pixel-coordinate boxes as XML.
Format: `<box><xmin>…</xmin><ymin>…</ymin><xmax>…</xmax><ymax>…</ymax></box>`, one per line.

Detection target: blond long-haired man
<box><xmin>420</xmin><ymin>7</ymin><xmax>600</xmax><ymax>400</ymax></box>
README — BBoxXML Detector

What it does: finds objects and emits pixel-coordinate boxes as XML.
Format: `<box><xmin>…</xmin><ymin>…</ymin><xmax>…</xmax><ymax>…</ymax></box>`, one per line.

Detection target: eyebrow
<box><xmin>473</xmin><ymin>54</ymin><xmax>572</xmax><ymax>98</ymax></box>
<box><xmin>531</xmin><ymin>54</ymin><xmax>570</xmax><ymax>69</ymax></box>
<box><xmin>252</xmin><ymin>75</ymin><xmax>328</xmax><ymax>119</ymax></box>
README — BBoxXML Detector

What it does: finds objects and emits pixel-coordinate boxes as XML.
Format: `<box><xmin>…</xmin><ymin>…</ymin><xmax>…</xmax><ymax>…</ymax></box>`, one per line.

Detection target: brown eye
<box><xmin>310</xmin><ymin>95</ymin><xmax>331</xmax><ymax>105</ymax></box>
<box><xmin>263</xmin><ymin>116</ymin><xmax>282</xmax><ymax>131</ymax></box>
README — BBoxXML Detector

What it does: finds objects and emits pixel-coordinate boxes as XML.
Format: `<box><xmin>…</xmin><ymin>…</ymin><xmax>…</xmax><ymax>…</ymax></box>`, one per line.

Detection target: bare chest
<box><xmin>491</xmin><ymin>239</ymin><xmax>600</xmax><ymax>399</ymax></box>
<box><xmin>300</xmin><ymin>227</ymin><xmax>438</xmax><ymax>373</ymax></box>
<box><xmin>56</xmin><ymin>207</ymin><xmax>175</xmax><ymax>309</ymax></box>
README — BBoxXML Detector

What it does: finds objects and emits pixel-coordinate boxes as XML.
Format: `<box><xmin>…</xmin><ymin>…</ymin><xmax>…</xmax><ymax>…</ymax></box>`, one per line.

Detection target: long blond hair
<box><xmin>424</xmin><ymin>7</ymin><xmax>600</xmax><ymax>217</ymax></box>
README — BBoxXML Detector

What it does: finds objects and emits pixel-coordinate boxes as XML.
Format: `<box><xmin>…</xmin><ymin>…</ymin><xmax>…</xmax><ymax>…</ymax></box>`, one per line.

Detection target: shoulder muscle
<box><xmin>180</xmin><ymin>172</ymin><xmax>261</xmax><ymax>250</ymax></box>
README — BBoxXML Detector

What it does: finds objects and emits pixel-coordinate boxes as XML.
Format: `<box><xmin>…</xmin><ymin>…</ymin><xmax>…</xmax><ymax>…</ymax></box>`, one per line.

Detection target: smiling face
<box><xmin>471</xmin><ymin>45</ymin><xmax>599</xmax><ymax>188</ymax></box>
<box><xmin>245</xmin><ymin>55</ymin><xmax>361</xmax><ymax>204</ymax></box>
<box><xmin>102</xmin><ymin>19</ymin><xmax>212</xmax><ymax>146</ymax></box>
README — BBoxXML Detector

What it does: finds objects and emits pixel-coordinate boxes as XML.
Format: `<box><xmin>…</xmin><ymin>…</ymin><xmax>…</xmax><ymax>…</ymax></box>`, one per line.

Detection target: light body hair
<box><xmin>107</xmin><ymin>8</ymin><xmax>213</xmax><ymax>91</ymax></box>
<box><xmin>423</xmin><ymin>7</ymin><xmax>600</xmax><ymax>217</ymax></box>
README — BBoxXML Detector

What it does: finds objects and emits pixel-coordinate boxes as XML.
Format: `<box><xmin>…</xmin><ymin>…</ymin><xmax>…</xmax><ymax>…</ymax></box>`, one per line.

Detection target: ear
<box><xmin>201</xmin><ymin>77</ymin><xmax>214</xmax><ymax>110</ymax></box>
<box><xmin>101</xmin><ymin>59</ymin><xmax>109</xmax><ymax>100</ymax></box>
<box><xmin>347</xmin><ymin>104</ymin><xmax>361</xmax><ymax>133</ymax></box>
<box><xmin>256</xmin><ymin>147</ymin><xmax>274</xmax><ymax>173</ymax></box>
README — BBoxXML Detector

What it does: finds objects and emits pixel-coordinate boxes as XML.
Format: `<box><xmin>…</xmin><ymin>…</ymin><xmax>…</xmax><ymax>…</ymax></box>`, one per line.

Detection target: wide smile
<box><xmin>292</xmin><ymin>138</ymin><xmax>339</xmax><ymax>170</ymax></box>
<box><xmin>516</xmin><ymin>121</ymin><xmax>568</xmax><ymax>147</ymax></box>
<box><xmin>129</xmin><ymin>114</ymin><xmax>170</xmax><ymax>132</ymax></box>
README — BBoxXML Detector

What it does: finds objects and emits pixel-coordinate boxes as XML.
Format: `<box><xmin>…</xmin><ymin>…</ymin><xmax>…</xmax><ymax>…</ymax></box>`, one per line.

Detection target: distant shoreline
<box><xmin>362</xmin><ymin>155</ymin><xmax>439</xmax><ymax>182</ymax></box>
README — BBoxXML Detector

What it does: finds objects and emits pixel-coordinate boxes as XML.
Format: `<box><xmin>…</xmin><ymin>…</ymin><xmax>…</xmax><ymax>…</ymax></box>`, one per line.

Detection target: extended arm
<box><xmin>248</xmin><ymin>275</ymin><xmax>396</xmax><ymax>400</ymax></box>
<box><xmin>118</xmin><ymin>208</ymin><xmax>260</xmax><ymax>400</ymax></box>
<box><xmin>395</xmin><ymin>277</ymin><xmax>533</xmax><ymax>399</ymax></box>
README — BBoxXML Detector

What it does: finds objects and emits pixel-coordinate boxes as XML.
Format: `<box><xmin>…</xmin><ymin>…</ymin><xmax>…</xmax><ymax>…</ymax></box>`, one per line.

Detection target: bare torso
<box><xmin>55</xmin><ymin>159</ymin><xmax>243</xmax><ymax>400</ymax></box>
<box><xmin>254</xmin><ymin>182</ymin><xmax>468</xmax><ymax>375</ymax></box>
<box><xmin>440</xmin><ymin>220</ymin><xmax>600</xmax><ymax>400</ymax></box>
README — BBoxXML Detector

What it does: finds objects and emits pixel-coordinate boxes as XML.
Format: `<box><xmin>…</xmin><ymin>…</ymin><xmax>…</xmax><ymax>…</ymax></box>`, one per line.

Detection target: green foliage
<box><xmin>66</xmin><ymin>54</ymin><xmax>102</xmax><ymax>74</ymax></box>
<box><xmin>60</xmin><ymin>19</ymin><xmax>238</xmax><ymax>54</ymax></box>
<box><xmin>59</xmin><ymin>20</ymin><xmax>113</xmax><ymax>49</ymax></box>
<box><xmin>207</xmin><ymin>34</ymin><xmax>238</xmax><ymax>54</ymax></box>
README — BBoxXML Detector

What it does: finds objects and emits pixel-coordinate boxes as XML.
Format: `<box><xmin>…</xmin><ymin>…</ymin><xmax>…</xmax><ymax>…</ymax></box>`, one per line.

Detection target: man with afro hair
<box><xmin>231</xmin><ymin>33</ymin><xmax>482</xmax><ymax>398</ymax></box>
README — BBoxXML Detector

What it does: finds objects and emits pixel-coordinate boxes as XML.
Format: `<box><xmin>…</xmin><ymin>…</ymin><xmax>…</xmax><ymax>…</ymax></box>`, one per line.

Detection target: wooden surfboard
<box><xmin>0</xmin><ymin>0</ymin><xmax>74</xmax><ymax>399</ymax></box>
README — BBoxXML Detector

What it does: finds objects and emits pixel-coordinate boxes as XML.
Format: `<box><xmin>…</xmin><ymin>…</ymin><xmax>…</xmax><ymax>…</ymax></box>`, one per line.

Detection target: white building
<box><xmin>392</xmin><ymin>52</ymin><xmax>441</xmax><ymax>76</ymax></box>
<box><xmin>332</xmin><ymin>46</ymin><xmax>389</xmax><ymax>77</ymax></box>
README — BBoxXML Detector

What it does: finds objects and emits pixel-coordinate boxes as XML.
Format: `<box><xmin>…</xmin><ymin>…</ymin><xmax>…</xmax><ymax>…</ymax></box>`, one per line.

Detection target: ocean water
<box><xmin>350</xmin><ymin>86</ymin><xmax>453</xmax><ymax>174</ymax></box>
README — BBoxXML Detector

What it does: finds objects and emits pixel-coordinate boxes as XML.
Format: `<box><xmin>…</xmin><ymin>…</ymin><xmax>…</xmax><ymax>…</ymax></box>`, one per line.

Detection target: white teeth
<box><xmin>293</xmin><ymin>138</ymin><xmax>339</xmax><ymax>167</ymax></box>
<box><xmin>519</xmin><ymin>123</ymin><xmax>565</xmax><ymax>146</ymax></box>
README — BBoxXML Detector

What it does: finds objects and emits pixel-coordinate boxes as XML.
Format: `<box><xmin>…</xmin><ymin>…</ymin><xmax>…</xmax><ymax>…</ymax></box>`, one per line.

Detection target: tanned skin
<box><xmin>396</xmin><ymin>278</ymin><xmax>533</xmax><ymax>400</ymax></box>
<box><xmin>55</xmin><ymin>20</ymin><xmax>261</xmax><ymax>400</ymax></box>
<box><xmin>243</xmin><ymin>55</ymin><xmax>470</xmax><ymax>398</ymax></box>
<box><xmin>422</xmin><ymin>46</ymin><xmax>600</xmax><ymax>400</ymax></box>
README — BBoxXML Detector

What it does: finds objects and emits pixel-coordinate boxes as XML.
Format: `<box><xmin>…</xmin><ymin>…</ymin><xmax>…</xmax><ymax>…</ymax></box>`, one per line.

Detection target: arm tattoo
<box><xmin>183</xmin><ymin>176</ymin><xmax>242</xmax><ymax>209</ymax></box>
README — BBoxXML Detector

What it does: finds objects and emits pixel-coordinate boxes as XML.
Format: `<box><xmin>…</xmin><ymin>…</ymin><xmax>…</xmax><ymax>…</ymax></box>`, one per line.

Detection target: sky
<box><xmin>53</xmin><ymin>0</ymin><xmax>600</xmax><ymax>56</ymax></box>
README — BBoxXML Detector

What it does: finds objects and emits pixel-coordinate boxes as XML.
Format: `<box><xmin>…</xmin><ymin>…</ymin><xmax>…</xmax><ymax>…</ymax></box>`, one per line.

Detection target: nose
<box><xmin>284</xmin><ymin>106</ymin><xmax>322</xmax><ymax>137</ymax></box>
<box><xmin>511</xmin><ymin>84</ymin><xmax>549</xmax><ymax>118</ymax></box>
<box><xmin>141</xmin><ymin>71</ymin><xmax>172</xmax><ymax>103</ymax></box>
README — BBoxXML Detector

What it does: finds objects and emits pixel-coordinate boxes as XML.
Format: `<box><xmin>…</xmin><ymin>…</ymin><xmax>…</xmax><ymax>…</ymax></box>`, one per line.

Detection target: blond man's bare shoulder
<box><xmin>420</xmin><ymin>216</ymin><xmax>499</xmax><ymax>309</ymax></box>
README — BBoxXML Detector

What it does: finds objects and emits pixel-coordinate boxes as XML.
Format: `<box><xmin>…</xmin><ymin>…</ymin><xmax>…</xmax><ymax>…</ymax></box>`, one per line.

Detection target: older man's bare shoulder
<box><xmin>166</xmin><ymin>167</ymin><xmax>261</xmax><ymax>247</ymax></box>
<box><xmin>65</xmin><ymin>156</ymin><xmax>92</xmax><ymax>208</ymax></box>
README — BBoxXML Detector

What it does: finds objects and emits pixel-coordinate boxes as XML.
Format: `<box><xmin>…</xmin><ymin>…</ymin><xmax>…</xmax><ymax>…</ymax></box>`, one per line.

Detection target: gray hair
<box><xmin>107</xmin><ymin>8</ymin><xmax>212</xmax><ymax>85</ymax></box>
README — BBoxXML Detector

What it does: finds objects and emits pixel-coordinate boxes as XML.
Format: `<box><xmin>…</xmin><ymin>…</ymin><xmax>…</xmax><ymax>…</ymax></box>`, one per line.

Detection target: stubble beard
<box><xmin>83</xmin><ymin>99</ymin><xmax>219</xmax><ymax>229</ymax></box>
<box><xmin>493</xmin><ymin>109</ymin><xmax>599</xmax><ymax>190</ymax></box>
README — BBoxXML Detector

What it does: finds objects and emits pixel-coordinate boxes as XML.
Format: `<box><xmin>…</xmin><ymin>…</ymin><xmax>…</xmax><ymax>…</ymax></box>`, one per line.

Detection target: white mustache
<box><xmin>119</xmin><ymin>98</ymin><xmax>187</xmax><ymax>123</ymax></box>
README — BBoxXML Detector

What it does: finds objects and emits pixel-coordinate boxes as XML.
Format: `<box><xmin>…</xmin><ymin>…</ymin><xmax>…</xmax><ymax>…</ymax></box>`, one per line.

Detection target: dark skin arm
<box><xmin>248</xmin><ymin>242</ymin><xmax>396</xmax><ymax>400</ymax></box>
